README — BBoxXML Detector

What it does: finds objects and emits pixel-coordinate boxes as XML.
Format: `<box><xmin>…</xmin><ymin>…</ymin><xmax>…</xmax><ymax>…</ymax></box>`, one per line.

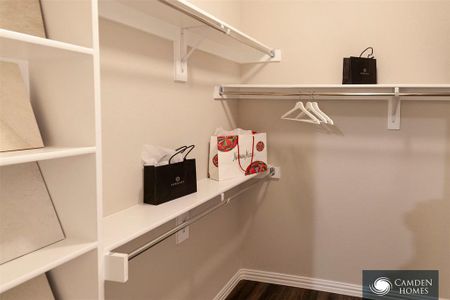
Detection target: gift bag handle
<box><xmin>359</xmin><ymin>46</ymin><xmax>374</xmax><ymax>59</ymax></box>
<box><xmin>169</xmin><ymin>145</ymin><xmax>195</xmax><ymax>164</ymax></box>
<box><xmin>182</xmin><ymin>144</ymin><xmax>195</xmax><ymax>160</ymax></box>
<box><xmin>237</xmin><ymin>136</ymin><xmax>255</xmax><ymax>173</ymax></box>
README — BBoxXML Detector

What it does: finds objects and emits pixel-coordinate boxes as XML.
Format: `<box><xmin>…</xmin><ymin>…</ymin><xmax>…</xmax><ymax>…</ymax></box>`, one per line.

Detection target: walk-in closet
<box><xmin>0</xmin><ymin>1</ymin><xmax>449</xmax><ymax>299</ymax></box>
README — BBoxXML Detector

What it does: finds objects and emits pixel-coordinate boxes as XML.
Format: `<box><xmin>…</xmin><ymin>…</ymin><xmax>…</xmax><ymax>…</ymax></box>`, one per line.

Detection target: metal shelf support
<box><xmin>387</xmin><ymin>87</ymin><xmax>401</xmax><ymax>130</ymax></box>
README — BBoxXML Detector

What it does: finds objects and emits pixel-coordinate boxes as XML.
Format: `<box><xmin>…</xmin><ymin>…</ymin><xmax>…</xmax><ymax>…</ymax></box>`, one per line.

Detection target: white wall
<box><xmin>237</xmin><ymin>0</ymin><xmax>450</xmax><ymax>297</ymax></box>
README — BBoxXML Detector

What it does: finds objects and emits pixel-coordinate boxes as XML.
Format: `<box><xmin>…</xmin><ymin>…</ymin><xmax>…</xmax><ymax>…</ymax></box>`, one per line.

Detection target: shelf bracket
<box><xmin>175</xmin><ymin>212</ymin><xmax>190</xmax><ymax>244</ymax></box>
<box><xmin>173</xmin><ymin>29</ymin><xmax>204</xmax><ymax>82</ymax></box>
<box><xmin>173</xmin><ymin>29</ymin><xmax>188</xmax><ymax>82</ymax></box>
<box><xmin>387</xmin><ymin>87</ymin><xmax>401</xmax><ymax>130</ymax></box>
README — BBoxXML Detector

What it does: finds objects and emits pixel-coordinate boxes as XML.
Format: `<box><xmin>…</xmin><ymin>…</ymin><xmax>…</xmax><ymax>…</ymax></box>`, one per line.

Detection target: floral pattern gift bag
<box><xmin>209</xmin><ymin>128</ymin><xmax>268</xmax><ymax>181</ymax></box>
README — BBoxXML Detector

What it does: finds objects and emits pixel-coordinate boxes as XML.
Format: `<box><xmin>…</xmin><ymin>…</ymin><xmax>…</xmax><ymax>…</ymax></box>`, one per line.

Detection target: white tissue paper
<box><xmin>142</xmin><ymin>145</ymin><xmax>184</xmax><ymax>166</ymax></box>
<box><xmin>214</xmin><ymin>127</ymin><xmax>253</xmax><ymax>136</ymax></box>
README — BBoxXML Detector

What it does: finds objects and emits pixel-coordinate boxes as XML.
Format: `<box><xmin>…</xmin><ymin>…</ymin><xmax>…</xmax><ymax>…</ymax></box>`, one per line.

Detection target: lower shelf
<box><xmin>102</xmin><ymin>175</ymin><xmax>260</xmax><ymax>253</ymax></box>
<box><xmin>0</xmin><ymin>146</ymin><xmax>96</xmax><ymax>166</ymax></box>
<box><xmin>0</xmin><ymin>238</ymin><xmax>98</xmax><ymax>293</ymax></box>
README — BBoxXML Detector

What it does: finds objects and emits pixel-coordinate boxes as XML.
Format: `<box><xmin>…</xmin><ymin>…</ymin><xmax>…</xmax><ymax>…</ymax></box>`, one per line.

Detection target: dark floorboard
<box><xmin>225</xmin><ymin>280</ymin><xmax>362</xmax><ymax>300</ymax></box>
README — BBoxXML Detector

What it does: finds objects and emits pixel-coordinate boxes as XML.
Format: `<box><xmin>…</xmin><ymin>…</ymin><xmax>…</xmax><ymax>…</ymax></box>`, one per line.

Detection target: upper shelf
<box><xmin>98</xmin><ymin>0</ymin><xmax>281</xmax><ymax>64</ymax></box>
<box><xmin>102</xmin><ymin>175</ymin><xmax>260</xmax><ymax>253</ymax></box>
<box><xmin>0</xmin><ymin>29</ymin><xmax>94</xmax><ymax>61</ymax></box>
<box><xmin>215</xmin><ymin>84</ymin><xmax>450</xmax><ymax>101</ymax></box>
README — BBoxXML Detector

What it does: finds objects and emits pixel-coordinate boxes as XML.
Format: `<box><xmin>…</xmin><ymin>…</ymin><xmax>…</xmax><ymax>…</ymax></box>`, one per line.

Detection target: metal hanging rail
<box><xmin>216</xmin><ymin>89</ymin><xmax>450</xmax><ymax>100</ymax></box>
<box><xmin>213</xmin><ymin>85</ymin><xmax>450</xmax><ymax>130</ymax></box>
<box><xmin>127</xmin><ymin>177</ymin><xmax>266</xmax><ymax>260</ymax></box>
<box><xmin>129</xmin><ymin>194</ymin><xmax>226</xmax><ymax>260</ymax></box>
<box><xmin>159</xmin><ymin>0</ymin><xmax>276</xmax><ymax>58</ymax></box>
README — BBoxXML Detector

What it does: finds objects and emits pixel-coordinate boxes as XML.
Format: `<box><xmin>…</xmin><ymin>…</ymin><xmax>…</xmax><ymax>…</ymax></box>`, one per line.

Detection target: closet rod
<box><xmin>158</xmin><ymin>0</ymin><xmax>275</xmax><ymax>57</ymax></box>
<box><xmin>126</xmin><ymin>178</ymin><xmax>266</xmax><ymax>260</ymax></box>
<box><xmin>218</xmin><ymin>91</ymin><xmax>450</xmax><ymax>98</ymax></box>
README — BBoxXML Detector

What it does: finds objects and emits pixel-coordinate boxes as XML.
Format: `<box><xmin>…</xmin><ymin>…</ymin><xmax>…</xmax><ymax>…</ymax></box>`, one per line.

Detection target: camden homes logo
<box><xmin>363</xmin><ymin>270</ymin><xmax>439</xmax><ymax>300</ymax></box>
<box><xmin>369</xmin><ymin>277</ymin><xmax>392</xmax><ymax>296</ymax></box>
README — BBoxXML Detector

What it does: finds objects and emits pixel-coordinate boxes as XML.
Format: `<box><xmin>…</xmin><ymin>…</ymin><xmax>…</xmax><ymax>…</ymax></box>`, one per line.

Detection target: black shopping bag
<box><xmin>343</xmin><ymin>47</ymin><xmax>377</xmax><ymax>84</ymax></box>
<box><xmin>144</xmin><ymin>145</ymin><xmax>197</xmax><ymax>205</ymax></box>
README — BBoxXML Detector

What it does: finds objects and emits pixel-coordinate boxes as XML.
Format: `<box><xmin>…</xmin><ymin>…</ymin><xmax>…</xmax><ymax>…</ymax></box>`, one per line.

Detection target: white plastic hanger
<box><xmin>305</xmin><ymin>102</ymin><xmax>327</xmax><ymax>123</ymax></box>
<box><xmin>290</xmin><ymin>101</ymin><xmax>328</xmax><ymax>124</ymax></box>
<box><xmin>281</xmin><ymin>101</ymin><xmax>321</xmax><ymax>124</ymax></box>
<box><xmin>310</xmin><ymin>102</ymin><xmax>334</xmax><ymax>125</ymax></box>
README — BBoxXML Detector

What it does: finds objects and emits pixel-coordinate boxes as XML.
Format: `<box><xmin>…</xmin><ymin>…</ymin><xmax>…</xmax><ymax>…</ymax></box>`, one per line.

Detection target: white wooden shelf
<box><xmin>0</xmin><ymin>238</ymin><xmax>98</xmax><ymax>293</ymax></box>
<box><xmin>102</xmin><ymin>175</ymin><xmax>258</xmax><ymax>253</ymax></box>
<box><xmin>0</xmin><ymin>29</ymin><xmax>94</xmax><ymax>61</ymax></box>
<box><xmin>217</xmin><ymin>84</ymin><xmax>450</xmax><ymax>88</ymax></box>
<box><xmin>99</xmin><ymin>0</ymin><xmax>280</xmax><ymax>81</ymax></box>
<box><xmin>0</xmin><ymin>147</ymin><xmax>96</xmax><ymax>166</ymax></box>
<box><xmin>215</xmin><ymin>83</ymin><xmax>450</xmax><ymax>100</ymax></box>
<box><xmin>0</xmin><ymin>0</ymin><xmax>102</xmax><ymax>298</ymax></box>
<box><xmin>215</xmin><ymin>84</ymin><xmax>450</xmax><ymax>130</ymax></box>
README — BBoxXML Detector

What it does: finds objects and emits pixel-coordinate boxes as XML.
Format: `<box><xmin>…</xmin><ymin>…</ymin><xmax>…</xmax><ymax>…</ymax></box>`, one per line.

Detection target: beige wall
<box><xmin>100</xmin><ymin>18</ymin><xmax>240</xmax><ymax>215</ymax></box>
<box><xmin>191</xmin><ymin>0</ymin><xmax>241</xmax><ymax>27</ymax></box>
<box><xmin>100</xmin><ymin>0</ymin><xmax>243</xmax><ymax>296</ymax></box>
<box><xmin>237</xmin><ymin>0</ymin><xmax>450</xmax><ymax>297</ymax></box>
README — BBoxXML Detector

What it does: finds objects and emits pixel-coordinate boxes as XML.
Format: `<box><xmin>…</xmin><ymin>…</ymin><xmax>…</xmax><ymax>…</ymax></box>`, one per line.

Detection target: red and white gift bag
<box><xmin>209</xmin><ymin>128</ymin><xmax>268</xmax><ymax>181</ymax></box>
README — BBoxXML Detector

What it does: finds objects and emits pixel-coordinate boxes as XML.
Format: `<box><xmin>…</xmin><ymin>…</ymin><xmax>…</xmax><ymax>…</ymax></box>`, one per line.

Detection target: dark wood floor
<box><xmin>226</xmin><ymin>280</ymin><xmax>362</xmax><ymax>300</ymax></box>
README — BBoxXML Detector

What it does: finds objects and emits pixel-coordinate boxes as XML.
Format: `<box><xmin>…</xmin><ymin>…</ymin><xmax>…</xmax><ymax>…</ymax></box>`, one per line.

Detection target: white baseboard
<box><xmin>239</xmin><ymin>269</ymin><xmax>362</xmax><ymax>297</ymax></box>
<box><xmin>214</xmin><ymin>268</ymin><xmax>450</xmax><ymax>300</ymax></box>
<box><xmin>213</xmin><ymin>268</ymin><xmax>361</xmax><ymax>300</ymax></box>
<box><xmin>213</xmin><ymin>271</ymin><xmax>242</xmax><ymax>300</ymax></box>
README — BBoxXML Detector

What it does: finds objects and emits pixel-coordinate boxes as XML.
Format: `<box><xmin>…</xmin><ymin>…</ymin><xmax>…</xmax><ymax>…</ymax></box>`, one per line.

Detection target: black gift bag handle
<box><xmin>169</xmin><ymin>145</ymin><xmax>195</xmax><ymax>164</ymax></box>
<box><xmin>182</xmin><ymin>145</ymin><xmax>195</xmax><ymax>159</ymax></box>
<box><xmin>359</xmin><ymin>46</ymin><xmax>374</xmax><ymax>59</ymax></box>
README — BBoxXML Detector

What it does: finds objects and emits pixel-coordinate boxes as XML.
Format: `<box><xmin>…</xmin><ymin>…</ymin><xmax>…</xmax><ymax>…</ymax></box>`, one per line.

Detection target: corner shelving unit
<box><xmin>2</xmin><ymin>0</ymin><xmax>279</xmax><ymax>299</ymax></box>
<box><xmin>98</xmin><ymin>0</ymin><xmax>281</xmax><ymax>293</ymax></box>
<box><xmin>0</xmin><ymin>0</ymin><xmax>102</xmax><ymax>299</ymax></box>
<box><xmin>99</xmin><ymin>0</ymin><xmax>281</xmax><ymax>81</ymax></box>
